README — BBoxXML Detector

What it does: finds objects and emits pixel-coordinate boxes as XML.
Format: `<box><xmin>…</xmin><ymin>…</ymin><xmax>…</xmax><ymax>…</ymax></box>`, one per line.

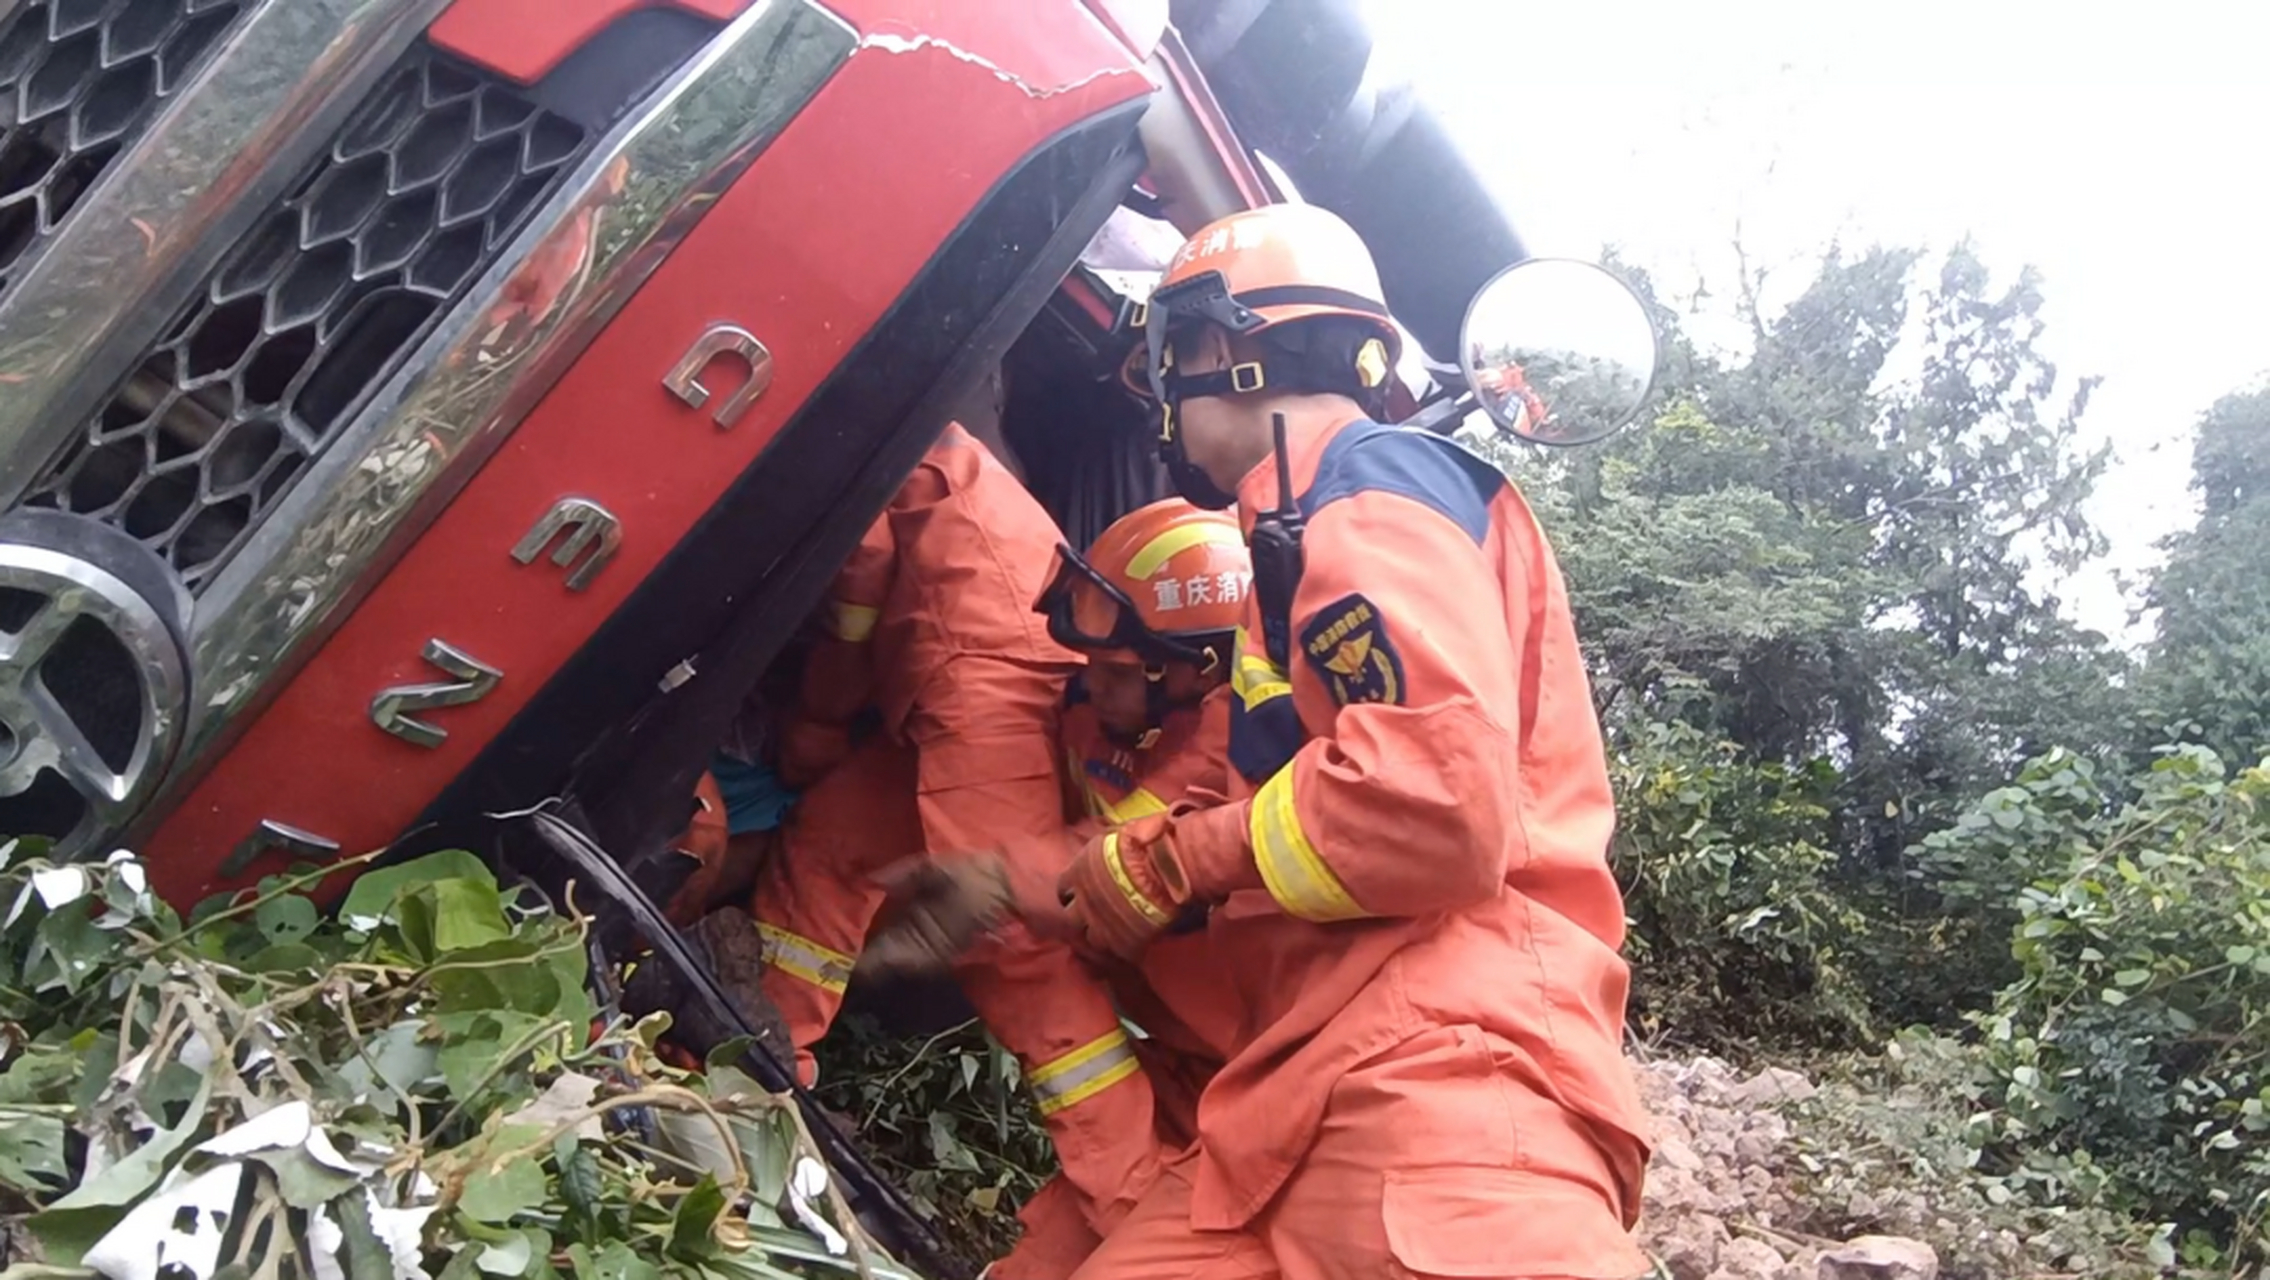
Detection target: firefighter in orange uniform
<box><xmin>660</xmin><ymin>771</ymin><xmax>732</xmax><ymax>927</ymax></box>
<box><xmin>744</xmin><ymin>420</ymin><xmax>1171</xmax><ymax>1239</ymax></box>
<box><xmin>1034</xmin><ymin>204</ymin><xmax>1653</xmax><ymax>1278</ymax></box>
<box><xmin>977</xmin><ymin>497</ymin><xmax>1250</xmax><ymax>1280</ymax></box>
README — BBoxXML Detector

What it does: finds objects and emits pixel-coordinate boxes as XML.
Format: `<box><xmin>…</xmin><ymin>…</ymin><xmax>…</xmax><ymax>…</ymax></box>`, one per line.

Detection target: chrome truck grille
<box><xmin>21</xmin><ymin>47</ymin><xmax>590</xmax><ymax>588</ymax></box>
<box><xmin>0</xmin><ymin>0</ymin><xmax>249</xmax><ymax>300</ymax></box>
<box><xmin>0</xmin><ymin>0</ymin><xmax>862</xmax><ymax>860</ymax></box>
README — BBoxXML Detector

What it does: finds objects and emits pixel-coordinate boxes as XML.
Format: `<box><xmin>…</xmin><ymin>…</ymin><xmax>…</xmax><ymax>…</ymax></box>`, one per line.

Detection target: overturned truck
<box><xmin>0</xmin><ymin>0</ymin><xmax>1643</xmax><ymax>1271</ymax></box>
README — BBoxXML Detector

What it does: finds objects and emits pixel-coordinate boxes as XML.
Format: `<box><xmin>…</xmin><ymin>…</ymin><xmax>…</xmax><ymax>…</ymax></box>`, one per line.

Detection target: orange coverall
<box><xmin>661</xmin><ymin>772</ymin><xmax>732</xmax><ymax>927</ymax></box>
<box><xmin>1071</xmin><ymin>415</ymin><xmax>1653</xmax><ymax>1280</ymax></box>
<box><xmin>996</xmin><ymin>693</ymin><xmax>1237</xmax><ymax>1280</ymax></box>
<box><xmin>745</xmin><ymin>423</ymin><xmax>1168</xmax><ymax>1236</ymax></box>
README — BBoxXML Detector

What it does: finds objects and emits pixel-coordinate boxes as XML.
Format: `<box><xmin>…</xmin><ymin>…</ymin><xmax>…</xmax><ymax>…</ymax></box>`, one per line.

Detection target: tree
<box><xmin>1485</xmin><ymin>239</ymin><xmax>2130</xmax><ymax>1032</ymax></box>
<box><xmin>2138</xmin><ymin>387</ymin><xmax>2270</xmax><ymax>771</ymax></box>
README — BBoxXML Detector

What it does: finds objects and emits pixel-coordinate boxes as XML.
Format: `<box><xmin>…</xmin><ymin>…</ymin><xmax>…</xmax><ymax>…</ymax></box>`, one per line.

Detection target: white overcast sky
<box><xmin>1360</xmin><ymin>0</ymin><xmax>2270</xmax><ymax>643</ymax></box>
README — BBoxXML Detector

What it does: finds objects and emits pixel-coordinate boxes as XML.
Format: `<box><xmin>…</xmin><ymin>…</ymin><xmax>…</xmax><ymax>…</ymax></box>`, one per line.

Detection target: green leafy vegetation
<box><xmin>0</xmin><ymin>846</ymin><xmax>916</xmax><ymax>1280</ymax></box>
<box><xmin>811</xmin><ymin>1018</ymin><xmax>1050</xmax><ymax>1272</ymax></box>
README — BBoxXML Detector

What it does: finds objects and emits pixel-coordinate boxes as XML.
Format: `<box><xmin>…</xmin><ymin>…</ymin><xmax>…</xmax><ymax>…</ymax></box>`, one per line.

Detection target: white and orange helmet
<box><xmin>1124</xmin><ymin>202</ymin><xmax>1401</xmax><ymax>404</ymax></box>
<box><xmin>1120</xmin><ymin>204</ymin><xmax>1402</xmax><ymax>506</ymax></box>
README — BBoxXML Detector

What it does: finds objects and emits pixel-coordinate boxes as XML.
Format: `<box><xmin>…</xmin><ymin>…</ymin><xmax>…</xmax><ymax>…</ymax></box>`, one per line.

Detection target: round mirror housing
<box><xmin>1458</xmin><ymin>258</ymin><xmax>1658</xmax><ymax>447</ymax></box>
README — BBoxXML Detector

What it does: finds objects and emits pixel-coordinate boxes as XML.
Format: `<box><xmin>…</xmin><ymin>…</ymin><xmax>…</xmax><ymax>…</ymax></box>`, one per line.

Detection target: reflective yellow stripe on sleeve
<box><xmin>1249</xmin><ymin>765</ymin><xmax>1367</xmax><ymax>923</ymax></box>
<box><xmin>1027</xmin><ymin>1028</ymin><xmax>1142</xmax><ymax>1116</ymax></box>
<box><xmin>829</xmin><ymin>601</ymin><xmax>880</xmax><ymax>642</ymax></box>
<box><xmin>1101</xmin><ymin>832</ymin><xmax>1173</xmax><ymax>927</ymax></box>
<box><xmin>1230</xmin><ymin>640</ymin><xmax>1291</xmax><ymax>712</ymax></box>
<box><xmin>756</xmin><ymin>922</ymin><xmax>855</xmax><ymax>994</ymax></box>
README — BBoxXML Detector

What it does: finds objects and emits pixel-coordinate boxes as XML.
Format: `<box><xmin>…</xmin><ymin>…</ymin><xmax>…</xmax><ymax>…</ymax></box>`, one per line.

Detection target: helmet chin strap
<box><xmin>1145</xmin><ymin>298</ymin><xmax>1244</xmax><ymax>511</ymax></box>
<box><xmin>1159</xmin><ymin>402</ymin><xmax>1241</xmax><ymax>511</ymax></box>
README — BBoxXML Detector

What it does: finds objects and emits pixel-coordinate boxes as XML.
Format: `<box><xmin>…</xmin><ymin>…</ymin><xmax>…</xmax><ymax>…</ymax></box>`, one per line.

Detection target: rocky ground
<box><xmin>1634</xmin><ymin>1057</ymin><xmax>1940</xmax><ymax>1280</ymax></box>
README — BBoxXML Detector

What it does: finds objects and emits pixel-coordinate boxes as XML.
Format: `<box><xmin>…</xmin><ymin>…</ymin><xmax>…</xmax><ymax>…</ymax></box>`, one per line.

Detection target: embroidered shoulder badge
<box><xmin>1299</xmin><ymin>593</ymin><xmax>1406</xmax><ymax>707</ymax></box>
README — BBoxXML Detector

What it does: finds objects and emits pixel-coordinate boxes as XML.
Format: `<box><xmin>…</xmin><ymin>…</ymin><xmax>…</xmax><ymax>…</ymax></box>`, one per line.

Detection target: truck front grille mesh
<box><xmin>0</xmin><ymin>0</ymin><xmax>247</xmax><ymax>301</ymax></box>
<box><xmin>21</xmin><ymin>45</ymin><xmax>593</xmax><ymax>588</ymax></box>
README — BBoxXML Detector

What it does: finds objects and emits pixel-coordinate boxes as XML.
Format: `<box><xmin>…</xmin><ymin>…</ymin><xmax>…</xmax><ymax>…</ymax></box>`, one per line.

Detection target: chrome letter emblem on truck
<box><xmin>512</xmin><ymin>498</ymin><xmax>621</xmax><ymax>591</ymax></box>
<box><xmin>369</xmin><ymin>640</ymin><xmax>503</xmax><ymax>749</ymax></box>
<box><xmin>664</xmin><ymin>323</ymin><xmax>774</xmax><ymax>428</ymax></box>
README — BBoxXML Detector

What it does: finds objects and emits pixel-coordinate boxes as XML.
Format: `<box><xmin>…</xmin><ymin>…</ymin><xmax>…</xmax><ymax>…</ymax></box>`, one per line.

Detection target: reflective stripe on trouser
<box><xmin>758</xmin><ymin>922</ymin><xmax>853</xmax><ymax>994</ymax></box>
<box><xmin>748</xmin><ymin>735</ymin><xmax>923</xmax><ymax>1085</ymax></box>
<box><xmin>957</xmin><ymin>923</ymin><xmax>1165</xmax><ymax>1238</ymax></box>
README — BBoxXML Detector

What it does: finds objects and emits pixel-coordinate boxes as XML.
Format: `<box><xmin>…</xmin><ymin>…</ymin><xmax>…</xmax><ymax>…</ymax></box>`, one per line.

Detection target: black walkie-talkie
<box><xmin>1164</xmin><ymin>416</ymin><xmax>1302</xmax><ymax>939</ymax></box>
<box><xmin>1249</xmin><ymin>413</ymin><xmax>1306</xmax><ymax>670</ymax></box>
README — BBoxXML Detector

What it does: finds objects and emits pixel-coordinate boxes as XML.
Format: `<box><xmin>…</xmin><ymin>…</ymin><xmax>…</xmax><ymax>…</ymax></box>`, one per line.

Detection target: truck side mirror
<box><xmin>1458</xmin><ymin>258</ymin><xmax>1658</xmax><ymax>447</ymax></box>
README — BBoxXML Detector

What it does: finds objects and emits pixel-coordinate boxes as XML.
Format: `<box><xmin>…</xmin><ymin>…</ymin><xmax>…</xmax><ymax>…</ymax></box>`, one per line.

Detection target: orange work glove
<box><xmin>1056</xmin><ymin>813</ymin><xmax>1195</xmax><ymax>961</ymax></box>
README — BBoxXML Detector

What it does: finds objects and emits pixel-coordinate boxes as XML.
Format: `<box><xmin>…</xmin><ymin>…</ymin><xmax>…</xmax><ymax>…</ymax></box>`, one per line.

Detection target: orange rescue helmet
<box><xmin>1034</xmin><ymin>498</ymin><xmax>1250</xmax><ymax>672</ymax></box>
<box><xmin>1120</xmin><ymin>202</ymin><xmax>1402</xmax><ymax>403</ymax></box>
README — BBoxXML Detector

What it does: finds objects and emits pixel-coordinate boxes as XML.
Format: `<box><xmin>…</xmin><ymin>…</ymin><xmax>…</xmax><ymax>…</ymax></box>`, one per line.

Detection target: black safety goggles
<box><xmin>1034</xmin><ymin>542</ymin><xmax>1221</xmax><ymax>670</ymax></box>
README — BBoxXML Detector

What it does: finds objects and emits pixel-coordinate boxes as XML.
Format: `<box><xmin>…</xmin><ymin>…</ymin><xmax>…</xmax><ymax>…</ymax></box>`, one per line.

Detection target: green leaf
<box><xmin>254</xmin><ymin>894</ymin><xmax>320</xmax><ymax>945</ymax></box>
<box><xmin>476</xmin><ymin>1229</ymin><xmax>538</xmax><ymax>1276</ymax></box>
<box><xmin>2112</xmin><ymin>968</ymin><xmax>2152</xmax><ymax>988</ymax></box>
<box><xmin>430</xmin><ymin>940</ymin><xmax>571</xmax><ymax>1022</ymax></box>
<box><xmin>0</xmin><ymin>1047</ymin><xmax>85</xmax><ymax>1105</ymax></box>
<box><xmin>703</xmin><ymin>1035</ymin><xmax>758</xmax><ymax>1074</ymax></box>
<box><xmin>438</xmin><ymin>1247</ymin><xmax>485</xmax><ymax>1280</ymax></box>
<box><xmin>33</xmin><ymin>904</ymin><xmax>115</xmax><ymax>994</ymax></box>
<box><xmin>666</xmin><ymin>1174</ymin><xmax>728</xmax><ymax>1262</ymax></box>
<box><xmin>49</xmin><ymin>1066</ymin><xmax>213</xmax><ymax>1210</ymax></box>
<box><xmin>566</xmin><ymin>1242</ymin><xmax>662</xmax><ymax>1280</ymax></box>
<box><xmin>140</xmin><ymin>1060</ymin><xmax>208</xmax><ymax>1128</ymax></box>
<box><xmin>25</xmin><ymin>1205</ymin><xmax>126</xmax><ymax>1266</ymax></box>
<box><xmin>333</xmin><ymin>1191</ymin><xmax>399</xmax><ymax>1280</ymax></box>
<box><xmin>2099</xmin><ymin>987</ymin><xmax>2129</xmax><ymax>1006</ymax></box>
<box><xmin>396</xmin><ymin>889</ymin><xmax>439</xmax><ymax>964</ymax></box>
<box><xmin>340</xmin><ymin>851</ymin><xmax>497</xmax><ymax>930</ymax></box>
<box><xmin>926</xmin><ymin>1112</ymin><xmax>979</xmax><ymax>1174</ymax></box>
<box><xmin>69</xmin><ymin>1034</ymin><xmax>118</xmax><ymax>1112</ymax></box>
<box><xmin>554</xmin><ymin>1135</ymin><xmax>604</xmax><ymax>1233</ymax></box>
<box><xmin>429</xmin><ymin>877</ymin><xmax>512</xmax><ymax>953</ymax></box>
<box><xmin>459</xmin><ymin>1155</ymin><xmax>549</xmax><ymax>1224</ymax></box>
<box><xmin>434</xmin><ymin>1010</ymin><xmax>554</xmax><ymax>1103</ymax></box>
<box><xmin>0</xmin><ymin>1110</ymin><xmax>67</xmax><ymax>1186</ymax></box>
<box><xmin>340</xmin><ymin>1021</ymin><xmax>441</xmax><ymax>1101</ymax></box>
<box><xmin>250</xmin><ymin>1144</ymin><xmax>363</xmax><ymax>1210</ymax></box>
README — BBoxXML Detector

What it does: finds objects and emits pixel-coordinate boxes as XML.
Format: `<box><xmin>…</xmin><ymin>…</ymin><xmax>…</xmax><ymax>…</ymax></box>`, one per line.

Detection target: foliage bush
<box><xmin>1609</xmin><ymin>719</ymin><xmax>1876</xmax><ymax>1052</ymax></box>
<box><xmin>1945</xmin><ymin>746</ymin><xmax>2270</xmax><ymax>1267</ymax></box>
<box><xmin>1784</xmin><ymin>1032</ymin><xmax>2184</xmax><ymax>1279</ymax></box>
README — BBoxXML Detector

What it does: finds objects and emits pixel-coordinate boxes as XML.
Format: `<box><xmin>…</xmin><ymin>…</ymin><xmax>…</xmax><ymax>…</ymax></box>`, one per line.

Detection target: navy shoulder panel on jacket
<box><xmin>1297</xmin><ymin>419</ymin><xmax>1506</xmax><ymax>545</ymax></box>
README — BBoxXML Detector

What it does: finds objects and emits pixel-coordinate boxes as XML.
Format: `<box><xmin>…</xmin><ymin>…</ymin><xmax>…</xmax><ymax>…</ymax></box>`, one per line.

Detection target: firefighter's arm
<box><xmin>1171</xmin><ymin>487</ymin><xmax>1525</xmax><ymax>920</ymax></box>
<box><xmin>777</xmin><ymin>513</ymin><xmax>897</xmax><ymax>783</ymax></box>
